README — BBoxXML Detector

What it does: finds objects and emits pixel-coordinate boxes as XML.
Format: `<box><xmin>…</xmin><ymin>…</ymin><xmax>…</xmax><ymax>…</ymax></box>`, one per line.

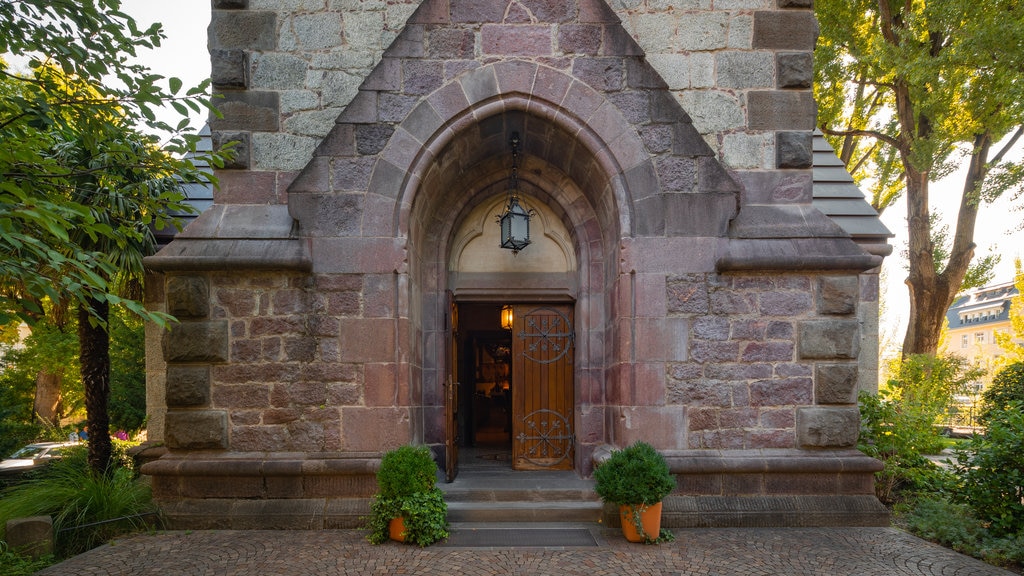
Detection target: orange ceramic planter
<box><xmin>388</xmin><ymin>517</ymin><xmax>406</xmax><ymax>542</ymax></box>
<box><xmin>618</xmin><ymin>502</ymin><xmax>663</xmax><ymax>543</ymax></box>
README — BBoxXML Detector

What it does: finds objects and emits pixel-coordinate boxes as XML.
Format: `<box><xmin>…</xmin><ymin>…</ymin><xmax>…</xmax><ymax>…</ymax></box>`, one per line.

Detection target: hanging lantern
<box><xmin>497</xmin><ymin>132</ymin><xmax>534</xmax><ymax>254</ymax></box>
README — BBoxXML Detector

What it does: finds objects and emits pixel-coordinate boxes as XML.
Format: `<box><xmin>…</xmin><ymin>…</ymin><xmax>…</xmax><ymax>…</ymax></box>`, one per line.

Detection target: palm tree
<box><xmin>56</xmin><ymin>125</ymin><xmax>198</xmax><ymax>474</ymax></box>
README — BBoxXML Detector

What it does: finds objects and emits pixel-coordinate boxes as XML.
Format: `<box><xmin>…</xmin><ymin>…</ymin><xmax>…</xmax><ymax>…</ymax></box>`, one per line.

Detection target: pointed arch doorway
<box><xmin>445</xmin><ymin>194</ymin><xmax>578</xmax><ymax>478</ymax></box>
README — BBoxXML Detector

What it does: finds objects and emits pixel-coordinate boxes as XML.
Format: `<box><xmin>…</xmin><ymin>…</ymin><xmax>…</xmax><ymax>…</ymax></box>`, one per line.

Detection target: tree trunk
<box><xmin>79</xmin><ymin>297</ymin><xmax>112</xmax><ymax>475</ymax></box>
<box><xmin>902</xmin><ymin>134</ymin><xmax>991</xmax><ymax>356</ymax></box>
<box><xmin>33</xmin><ymin>370</ymin><xmax>63</xmax><ymax>426</ymax></box>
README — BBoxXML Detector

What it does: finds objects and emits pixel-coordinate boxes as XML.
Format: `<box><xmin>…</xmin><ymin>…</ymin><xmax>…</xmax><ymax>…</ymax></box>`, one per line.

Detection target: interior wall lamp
<box><xmin>500</xmin><ymin>304</ymin><xmax>514</xmax><ymax>331</ymax></box>
<box><xmin>497</xmin><ymin>132</ymin><xmax>534</xmax><ymax>255</ymax></box>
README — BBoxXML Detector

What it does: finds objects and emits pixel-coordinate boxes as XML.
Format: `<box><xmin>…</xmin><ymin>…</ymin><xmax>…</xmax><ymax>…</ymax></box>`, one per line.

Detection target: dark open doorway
<box><xmin>455</xmin><ymin>303</ymin><xmax>514</xmax><ymax>469</ymax></box>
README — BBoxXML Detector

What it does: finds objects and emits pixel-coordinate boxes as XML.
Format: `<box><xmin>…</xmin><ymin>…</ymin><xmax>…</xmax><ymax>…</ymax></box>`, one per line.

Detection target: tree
<box><xmin>994</xmin><ymin>258</ymin><xmax>1024</xmax><ymax>361</ymax></box>
<box><xmin>815</xmin><ymin>0</ymin><xmax>1024</xmax><ymax>356</ymax></box>
<box><xmin>1</xmin><ymin>0</ymin><xmax>228</xmax><ymax>473</ymax></box>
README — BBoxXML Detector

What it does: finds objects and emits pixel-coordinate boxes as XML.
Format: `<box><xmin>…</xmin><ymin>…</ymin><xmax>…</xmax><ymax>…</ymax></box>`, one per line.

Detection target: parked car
<box><xmin>0</xmin><ymin>441</ymin><xmax>78</xmax><ymax>475</ymax></box>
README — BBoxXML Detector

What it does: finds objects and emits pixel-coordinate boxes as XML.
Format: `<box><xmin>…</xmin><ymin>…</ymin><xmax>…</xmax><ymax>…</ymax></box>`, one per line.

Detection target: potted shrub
<box><xmin>365</xmin><ymin>445</ymin><xmax>449</xmax><ymax>546</ymax></box>
<box><xmin>593</xmin><ymin>441</ymin><xmax>676</xmax><ymax>543</ymax></box>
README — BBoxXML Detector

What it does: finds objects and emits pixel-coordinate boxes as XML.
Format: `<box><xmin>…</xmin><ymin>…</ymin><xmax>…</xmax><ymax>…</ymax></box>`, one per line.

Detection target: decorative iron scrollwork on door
<box><xmin>516</xmin><ymin>409</ymin><xmax>574</xmax><ymax>467</ymax></box>
<box><xmin>517</xmin><ymin>306</ymin><xmax>574</xmax><ymax>364</ymax></box>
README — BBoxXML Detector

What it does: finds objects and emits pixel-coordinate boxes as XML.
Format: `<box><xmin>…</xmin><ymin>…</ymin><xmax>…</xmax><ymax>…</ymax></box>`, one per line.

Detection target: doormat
<box><xmin>438</xmin><ymin>528</ymin><xmax>598</xmax><ymax>548</ymax></box>
<box><xmin>476</xmin><ymin>453</ymin><xmax>511</xmax><ymax>461</ymax></box>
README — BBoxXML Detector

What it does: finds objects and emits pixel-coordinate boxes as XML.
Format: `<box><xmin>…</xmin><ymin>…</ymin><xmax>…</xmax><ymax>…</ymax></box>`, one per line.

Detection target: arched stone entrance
<box><xmin>384</xmin><ymin>69</ymin><xmax>646</xmax><ymax>471</ymax></box>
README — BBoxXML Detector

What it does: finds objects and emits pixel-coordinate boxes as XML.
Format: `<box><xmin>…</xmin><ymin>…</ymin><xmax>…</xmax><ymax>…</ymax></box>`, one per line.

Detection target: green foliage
<box><xmin>980</xmin><ymin>362</ymin><xmax>1024</xmax><ymax>423</ymax></box>
<box><xmin>108</xmin><ymin>311</ymin><xmax>146</xmax><ymax>435</ymax></box>
<box><xmin>365</xmin><ymin>445</ymin><xmax>448</xmax><ymax>547</ymax></box>
<box><xmin>857</xmin><ymin>354</ymin><xmax>978</xmax><ymax>502</ymax></box>
<box><xmin>366</xmin><ymin>488</ymin><xmax>449</xmax><ymax>547</ymax></box>
<box><xmin>815</xmin><ymin>0</ymin><xmax>1024</xmax><ymax>355</ymax></box>
<box><xmin>0</xmin><ymin>543</ymin><xmax>55</xmax><ymax>576</ymax></box>
<box><xmin>0</xmin><ymin>445</ymin><xmax>156</xmax><ymax>557</ymax></box>
<box><xmin>858</xmin><ymin>391</ymin><xmax>956</xmax><ymax>504</ymax></box>
<box><xmin>899</xmin><ymin>214</ymin><xmax>999</xmax><ymax>289</ymax></box>
<box><xmin>593</xmin><ymin>441</ymin><xmax>676</xmax><ymax>506</ymax></box>
<box><xmin>952</xmin><ymin>403</ymin><xmax>1024</xmax><ymax>536</ymax></box>
<box><xmin>994</xmin><ymin>259</ymin><xmax>1024</xmax><ymax>361</ymax></box>
<box><xmin>888</xmin><ymin>354</ymin><xmax>983</xmax><ymax>449</ymax></box>
<box><xmin>375</xmin><ymin>445</ymin><xmax>438</xmax><ymax>499</ymax></box>
<box><xmin>899</xmin><ymin>496</ymin><xmax>1024</xmax><ymax>568</ymax></box>
<box><xmin>0</xmin><ymin>0</ymin><xmax>228</xmax><ymax>328</ymax></box>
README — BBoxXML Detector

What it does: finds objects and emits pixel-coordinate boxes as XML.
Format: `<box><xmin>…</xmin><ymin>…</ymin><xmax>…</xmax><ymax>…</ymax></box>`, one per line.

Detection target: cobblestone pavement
<box><xmin>37</xmin><ymin>527</ymin><xmax>1016</xmax><ymax>576</ymax></box>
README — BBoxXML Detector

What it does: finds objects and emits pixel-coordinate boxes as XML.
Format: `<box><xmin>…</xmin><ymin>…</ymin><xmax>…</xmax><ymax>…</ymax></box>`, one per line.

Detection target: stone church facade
<box><xmin>142</xmin><ymin>0</ymin><xmax>892</xmax><ymax>528</ymax></box>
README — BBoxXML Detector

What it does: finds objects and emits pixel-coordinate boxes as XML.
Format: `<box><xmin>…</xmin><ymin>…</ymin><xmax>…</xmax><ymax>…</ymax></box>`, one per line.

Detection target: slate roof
<box><xmin>153</xmin><ymin>124</ymin><xmax>215</xmax><ymax>248</ymax></box>
<box><xmin>811</xmin><ymin>130</ymin><xmax>894</xmax><ymax>245</ymax></box>
<box><xmin>946</xmin><ymin>282</ymin><xmax>1019</xmax><ymax>330</ymax></box>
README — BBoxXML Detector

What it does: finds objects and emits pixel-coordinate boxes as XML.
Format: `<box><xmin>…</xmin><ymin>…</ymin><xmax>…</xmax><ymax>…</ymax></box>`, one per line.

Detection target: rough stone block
<box><xmin>166</xmin><ymin>366</ymin><xmax>211</xmax><ymax>407</ymax></box>
<box><xmin>747</xmin><ymin>90</ymin><xmax>816</xmax><ymax>131</ymax></box>
<box><xmin>776</xmin><ymin>131</ymin><xmax>813</xmax><ymax>169</ymax></box>
<box><xmin>210</xmin><ymin>48</ymin><xmax>247</xmax><ymax>89</ymax></box>
<box><xmin>209</xmin><ymin>11</ymin><xmax>276</xmax><ymax>51</ymax></box>
<box><xmin>165</xmin><ymin>321</ymin><xmax>229</xmax><ymax>363</ymax></box>
<box><xmin>481</xmin><ymin>24</ymin><xmax>553</xmax><ymax>56</ymax></box>
<box><xmin>166</xmin><ymin>276</ymin><xmax>209</xmax><ymax>319</ymax></box>
<box><xmin>5</xmin><ymin>516</ymin><xmax>52</xmax><ymax>559</ymax></box>
<box><xmin>212</xmin><ymin>131</ymin><xmax>250</xmax><ymax>170</ymax></box>
<box><xmin>777</xmin><ymin>52</ymin><xmax>813</xmax><ymax>88</ymax></box>
<box><xmin>817</xmin><ymin>276</ymin><xmax>859</xmax><ymax>315</ymax></box>
<box><xmin>815</xmin><ymin>364</ymin><xmax>859</xmax><ymax>405</ymax></box>
<box><xmin>164</xmin><ymin>410</ymin><xmax>228</xmax><ymax>450</ymax></box>
<box><xmin>752</xmin><ymin>10</ymin><xmax>818</xmax><ymax>50</ymax></box>
<box><xmin>210</xmin><ymin>91</ymin><xmax>280</xmax><ymax>132</ymax></box>
<box><xmin>797</xmin><ymin>406</ymin><xmax>859</xmax><ymax>448</ymax></box>
<box><xmin>715</xmin><ymin>51</ymin><xmax>774</xmax><ymax>89</ymax></box>
<box><xmin>798</xmin><ymin>320</ymin><xmax>860</xmax><ymax>359</ymax></box>
<box><xmin>250</xmin><ymin>52</ymin><xmax>308</xmax><ymax>90</ymax></box>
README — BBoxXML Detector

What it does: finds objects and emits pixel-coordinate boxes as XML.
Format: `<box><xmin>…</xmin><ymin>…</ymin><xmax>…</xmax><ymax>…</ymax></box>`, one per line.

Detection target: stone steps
<box><xmin>440</xmin><ymin>468</ymin><xmax>603</xmax><ymax>524</ymax></box>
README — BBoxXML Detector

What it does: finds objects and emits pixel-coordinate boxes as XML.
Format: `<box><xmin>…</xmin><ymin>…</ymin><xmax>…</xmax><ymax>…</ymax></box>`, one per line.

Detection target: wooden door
<box><xmin>444</xmin><ymin>293</ymin><xmax>458</xmax><ymax>482</ymax></box>
<box><xmin>511</xmin><ymin>304</ymin><xmax>574</xmax><ymax>470</ymax></box>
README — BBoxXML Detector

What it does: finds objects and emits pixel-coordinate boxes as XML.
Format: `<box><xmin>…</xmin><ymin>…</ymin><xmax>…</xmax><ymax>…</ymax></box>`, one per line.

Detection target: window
<box><xmin>975</xmin><ymin>332</ymin><xmax>985</xmax><ymax>344</ymax></box>
<box><xmin>961</xmin><ymin>335</ymin><xmax>969</xmax><ymax>348</ymax></box>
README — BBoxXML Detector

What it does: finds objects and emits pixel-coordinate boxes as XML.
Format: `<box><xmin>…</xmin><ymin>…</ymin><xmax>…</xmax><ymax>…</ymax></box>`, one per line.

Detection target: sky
<box><xmin>122</xmin><ymin>1</ymin><xmax>1024</xmax><ymax>350</ymax></box>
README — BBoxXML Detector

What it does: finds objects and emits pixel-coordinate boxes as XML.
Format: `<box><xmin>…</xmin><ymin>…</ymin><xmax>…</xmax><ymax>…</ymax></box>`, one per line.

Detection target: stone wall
<box><xmin>207</xmin><ymin>0</ymin><xmax>817</xmax><ymax>200</ymax></box>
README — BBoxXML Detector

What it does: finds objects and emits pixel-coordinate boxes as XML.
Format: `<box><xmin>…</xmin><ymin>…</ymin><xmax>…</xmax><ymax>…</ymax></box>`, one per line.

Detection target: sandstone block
<box><xmin>211</xmin><ymin>91</ymin><xmax>280</xmax><ymax>132</ymax></box>
<box><xmin>752</xmin><ymin>10</ymin><xmax>818</xmax><ymax>50</ymax></box>
<box><xmin>777</xmin><ymin>52</ymin><xmax>813</xmax><ymax>88</ymax></box>
<box><xmin>799</xmin><ymin>320</ymin><xmax>860</xmax><ymax>359</ymax></box>
<box><xmin>166</xmin><ymin>366</ymin><xmax>211</xmax><ymax>407</ymax></box>
<box><xmin>797</xmin><ymin>406</ymin><xmax>859</xmax><ymax>448</ymax></box>
<box><xmin>816</xmin><ymin>363</ymin><xmax>859</xmax><ymax>405</ymax></box>
<box><xmin>747</xmin><ymin>90</ymin><xmax>816</xmax><ymax>131</ymax></box>
<box><xmin>166</xmin><ymin>276</ymin><xmax>209</xmax><ymax>319</ymax></box>
<box><xmin>164</xmin><ymin>321</ymin><xmax>229</xmax><ymax>363</ymax></box>
<box><xmin>165</xmin><ymin>410</ymin><xmax>228</xmax><ymax>450</ymax></box>
<box><xmin>776</xmin><ymin>131</ymin><xmax>813</xmax><ymax>169</ymax></box>
<box><xmin>817</xmin><ymin>276</ymin><xmax>859</xmax><ymax>315</ymax></box>
<box><xmin>210</xmin><ymin>48</ymin><xmax>247</xmax><ymax>89</ymax></box>
<box><xmin>209</xmin><ymin>11</ymin><xmax>276</xmax><ymax>51</ymax></box>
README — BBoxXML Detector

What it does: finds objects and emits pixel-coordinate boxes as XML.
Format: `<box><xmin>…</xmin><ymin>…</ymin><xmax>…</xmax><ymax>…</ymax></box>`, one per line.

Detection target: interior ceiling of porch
<box><xmin>409</xmin><ymin>109</ymin><xmax>620</xmax><ymax>256</ymax></box>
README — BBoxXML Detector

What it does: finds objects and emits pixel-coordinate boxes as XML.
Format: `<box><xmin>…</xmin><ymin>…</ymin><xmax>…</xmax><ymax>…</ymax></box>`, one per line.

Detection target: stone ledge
<box><xmin>156</xmin><ymin>497</ymin><xmax>371</xmax><ymax>530</ymax></box>
<box><xmin>661</xmin><ymin>449</ymin><xmax>883</xmax><ymax>475</ymax></box>
<box><xmin>659</xmin><ymin>495</ymin><xmax>889</xmax><ymax>527</ymax></box>
<box><xmin>142</xmin><ymin>452</ymin><xmax>381</xmax><ymax>478</ymax></box>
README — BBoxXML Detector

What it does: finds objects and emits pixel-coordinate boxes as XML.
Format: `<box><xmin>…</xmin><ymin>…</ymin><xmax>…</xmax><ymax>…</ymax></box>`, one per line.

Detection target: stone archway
<box><xmin>373</xmin><ymin>63</ymin><xmax>655</xmax><ymax>469</ymax></box>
